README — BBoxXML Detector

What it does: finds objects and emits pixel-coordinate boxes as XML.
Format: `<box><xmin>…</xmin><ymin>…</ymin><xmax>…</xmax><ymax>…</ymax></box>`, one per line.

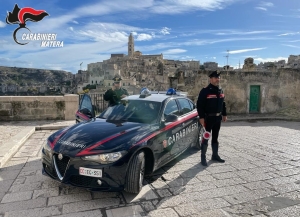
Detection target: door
<box><xmin>176</xmin><ymin>98</ymin><xmax>199</xmax><ymax>152</ymax></box>
<box><xmin>153</xmin><ymin>99</ymin><xmax>183</xmax><ymax>168</ymax></box>
<box><xmin>249</xmin><ymin>85</ymin><xmax>260</xmax><ymax>113</ymax></box>
<box><xmin>76</xmin><ymin>94</ymin><xmax>95</xmax><ymax>123</ymax></box>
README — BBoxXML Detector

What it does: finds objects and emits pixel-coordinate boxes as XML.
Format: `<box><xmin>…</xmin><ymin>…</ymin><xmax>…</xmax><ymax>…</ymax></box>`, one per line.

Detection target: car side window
<box><xmin>177</xmin><ymin>98</ymin><xmax>192</xmax><ymax>115</ymax></box>
<box><xmin>80</xmin><ymin>95</ymin><xmax>93</xmax><ymax>112</ymax></box>
<box><xmin>188</xmin><ymin>100</ymin><xmax>196</xmax><ymax>110</ymax></box>
<box><xmin>164</xmin><ymin>100</ymin><xmax>180</xmax><ymax>119</ymax></box>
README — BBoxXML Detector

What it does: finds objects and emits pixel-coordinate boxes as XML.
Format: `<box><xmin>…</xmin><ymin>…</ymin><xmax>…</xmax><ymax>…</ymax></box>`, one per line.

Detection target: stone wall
<box><xmin>0</xmin><ymin>94</ymin><xmax>79</xmax><ymax>121</ymax></box>
<box><xmin>191</xmin><ymin>69</ymin><xmax>300</xmax><ymax>114</ymax></box>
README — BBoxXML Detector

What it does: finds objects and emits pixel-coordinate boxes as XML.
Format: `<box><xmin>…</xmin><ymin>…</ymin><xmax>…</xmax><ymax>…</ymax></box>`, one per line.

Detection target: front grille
<box><xmin>54</xmin><ymin>154</ymin><xmax>70</xmax><ymax>177</ymax></box>
<box><xmin>44</xmin><ymin>163</ymin><xmax>58</xmax><ymax>178</ymax></box>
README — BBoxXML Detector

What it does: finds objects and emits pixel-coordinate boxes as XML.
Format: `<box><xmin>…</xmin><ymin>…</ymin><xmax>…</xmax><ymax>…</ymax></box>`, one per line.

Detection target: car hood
<box><xmin>50</xmin><ymin>118</ymin><xmax>157</xmax><ymax>157</ymax></box>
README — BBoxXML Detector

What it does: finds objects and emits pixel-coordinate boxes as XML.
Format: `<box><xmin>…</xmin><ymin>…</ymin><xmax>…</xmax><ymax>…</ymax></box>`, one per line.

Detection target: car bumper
<box><xmin>41</xmin><ymin>148</ymin><xmax>128</xmax><ymax>191</ymax></box>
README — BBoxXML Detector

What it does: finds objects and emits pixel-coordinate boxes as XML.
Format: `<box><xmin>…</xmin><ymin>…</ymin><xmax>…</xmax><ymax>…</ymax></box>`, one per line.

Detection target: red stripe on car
<box><xmin>76</xmin><ymin>111</ymin><xmax>90</xmax><ymax>121</ymax></box>
<box><xmin>49</xmin><ymin>127</ymin><xmax>71</xmax><ymax>149</ymax></box>
<box><xmin>76</xmin><ymin>126</ymin><xmax>140</xmax><ymax>156</ymax></box>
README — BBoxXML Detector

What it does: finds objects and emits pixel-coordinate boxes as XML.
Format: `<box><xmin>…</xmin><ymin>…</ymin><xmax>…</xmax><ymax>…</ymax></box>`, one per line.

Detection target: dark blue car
<box><xmin>42</xmin><ymin>89</ymin><xmax>202</xmax><ymax>193</ymax></box>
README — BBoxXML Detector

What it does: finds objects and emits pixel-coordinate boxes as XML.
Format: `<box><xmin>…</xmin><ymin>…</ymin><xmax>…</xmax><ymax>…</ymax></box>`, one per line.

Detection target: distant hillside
<box><xmin>0</xmin><ymin>66</ymin><xmax>73</xmax><ymax>87</ymax></box>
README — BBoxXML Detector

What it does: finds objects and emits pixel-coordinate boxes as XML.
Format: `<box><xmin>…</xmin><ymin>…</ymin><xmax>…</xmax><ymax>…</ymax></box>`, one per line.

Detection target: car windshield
<box><xmin>98</xmin><ymin>100</ymin><xmax>161</xmax><ymax>124</ymax></box>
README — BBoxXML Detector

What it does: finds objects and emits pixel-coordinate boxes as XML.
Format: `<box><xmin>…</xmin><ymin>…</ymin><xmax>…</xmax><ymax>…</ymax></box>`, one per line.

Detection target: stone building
<box><xmin>243</xmin><ymin>58</ymin><xmax>257</xmax><ymax>71</ymax></box>
<box><xmin>128</xmin><ymin>33</ymin><xmax>134</xmax><ymax>57</ymax></box>
<box><xmin>287</xmin><ymin>55</ymin><xmax>300</xmax><ymax>68</ymax></box>
<box><xmin>189</xmin><ymin>69</ymin><xmax>300</xmax><ymax>115</ymax></box>
<box><xmin>203</xmin><ymin>62</ymin><xmax>218</xmax><ymax>70</ymax></box>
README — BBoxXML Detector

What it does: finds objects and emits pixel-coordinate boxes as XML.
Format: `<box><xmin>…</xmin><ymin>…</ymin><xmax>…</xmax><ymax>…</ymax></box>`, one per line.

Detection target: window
<box><xmin>99</xmin><ymin>100</ymin><xmax>161</xmax><ymax>124</ymax></box>
<box><xmin>164</xmin><ymin>100</ymin><xmax>180</xmax><ymax>119</ymax></box>
<box><xmin>177</xmin><ymin>98</ymin><xmax>192</xmax><ymax>115</ymax></box>
<box><xmin>188</xmin><ymin>100</ymin><xmax>196</xmax><ymax>110</ymax></box>
<box><xmin>80</xmin><ymin>96</ymin><xmax>93</xmax><ymax>112</ymax></box>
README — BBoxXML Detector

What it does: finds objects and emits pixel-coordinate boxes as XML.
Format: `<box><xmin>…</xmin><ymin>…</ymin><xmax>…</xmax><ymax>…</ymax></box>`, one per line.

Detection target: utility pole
<box><xmin>80</xmin><ymin>62</ymin><xmax>83</xmax><ymax>71</ymax></box>
<box><xmin>223</xmin><ymin>50</ymin><xmax>229</xmax><ymax>71</ymax></box>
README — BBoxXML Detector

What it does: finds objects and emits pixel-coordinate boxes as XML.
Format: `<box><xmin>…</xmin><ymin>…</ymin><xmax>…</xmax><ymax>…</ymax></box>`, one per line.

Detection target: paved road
<box><xmin>0</xmin><ymin>121</ymin><xmax>300</xmax><ymax>217</ymax></box>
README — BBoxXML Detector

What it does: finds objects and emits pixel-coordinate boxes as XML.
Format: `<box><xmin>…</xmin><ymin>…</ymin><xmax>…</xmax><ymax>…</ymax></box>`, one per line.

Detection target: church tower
<box><xmin>128</xmin><ymin>32</ymin><xmax>134</xmax><ymax>56</ymax></box>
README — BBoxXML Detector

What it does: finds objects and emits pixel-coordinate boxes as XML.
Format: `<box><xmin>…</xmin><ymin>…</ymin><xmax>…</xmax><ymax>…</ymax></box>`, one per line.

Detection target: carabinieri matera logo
<box><xmin>6</xmin><ymin>4</ymin><xmax>63</xmax><ymax>47</ymax></box>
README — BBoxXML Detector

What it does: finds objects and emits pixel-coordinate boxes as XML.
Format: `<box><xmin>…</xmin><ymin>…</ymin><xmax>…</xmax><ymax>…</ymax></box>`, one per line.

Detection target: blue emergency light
<box><xmin>166</xmin><ymin>88</ymin><xmax>176</xmax><ymax>95</ymax></box>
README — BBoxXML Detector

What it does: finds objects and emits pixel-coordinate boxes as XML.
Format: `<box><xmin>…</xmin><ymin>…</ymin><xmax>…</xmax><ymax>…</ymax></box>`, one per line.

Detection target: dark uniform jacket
<box><xmin>104</xmin><ymin>88</ymin><xmax>129</xmax><ymax>106</ymax></box>
<box><xmin>197</xmin><ymin>83</ymin><xmax>227</xmax><ymax>119</ymax></box>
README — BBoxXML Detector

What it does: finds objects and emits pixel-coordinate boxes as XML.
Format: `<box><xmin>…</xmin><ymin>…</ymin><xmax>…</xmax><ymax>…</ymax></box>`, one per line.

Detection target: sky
<box><xmin>0</xmin><ymin>0</ymin><xmax>299</xmax><ymax>73</ymax></box>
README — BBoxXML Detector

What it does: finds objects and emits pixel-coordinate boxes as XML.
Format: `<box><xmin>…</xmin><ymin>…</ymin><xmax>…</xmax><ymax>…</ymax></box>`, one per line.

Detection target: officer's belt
<box><xmin>207</xmin><ymin>112</ymin><xmax>222</xmax><ymax>116</ymax></box>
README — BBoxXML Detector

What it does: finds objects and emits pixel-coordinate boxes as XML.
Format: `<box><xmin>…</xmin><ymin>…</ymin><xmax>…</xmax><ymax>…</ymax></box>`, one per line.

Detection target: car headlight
<box><xmin>81</xmin><ymin>151</ymin><xmax>127</xmax><ymax>164</ymax></box>
<box><xmin>43</xmin><ymin>140</ymin><xmax>52</xmax><ymax>152</ymax></box>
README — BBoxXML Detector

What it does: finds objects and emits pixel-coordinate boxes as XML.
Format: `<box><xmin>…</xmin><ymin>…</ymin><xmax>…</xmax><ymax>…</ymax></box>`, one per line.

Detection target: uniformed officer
<box><xmin>104</xmin><ymin>75</ymin><xmax>129</xmax><ymax>106</ymax></box>
<box><xmin>197</xmin><ymin>71</ymin><xmax>227</xmax><ymax>166</ymax></box>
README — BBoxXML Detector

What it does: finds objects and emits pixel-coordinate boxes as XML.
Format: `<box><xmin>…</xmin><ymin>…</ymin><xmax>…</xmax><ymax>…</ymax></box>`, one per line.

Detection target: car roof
<box><xmin>124</xmin><ymin>93</ymin><xmax>187</xmax><ymax>102</ymax></box>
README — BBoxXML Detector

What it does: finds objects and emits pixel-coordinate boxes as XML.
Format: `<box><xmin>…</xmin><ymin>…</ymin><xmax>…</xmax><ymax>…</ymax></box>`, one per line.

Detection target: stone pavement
<box><xmin>0</xmin><ymin>120</ymin><xmax>300</xmax><ymax>216</ymax></box>
<box><xmin>0</xmin><ymin>120</ymin><xmax>75</xmax><ymax>167</ymax></box>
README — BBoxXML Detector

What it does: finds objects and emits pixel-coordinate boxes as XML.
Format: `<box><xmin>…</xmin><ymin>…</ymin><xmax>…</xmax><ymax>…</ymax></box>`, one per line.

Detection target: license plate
<box><xmin>79</xmin><ymin>167</ymin><xmax>102</xmax><ymax>178</ymax></box>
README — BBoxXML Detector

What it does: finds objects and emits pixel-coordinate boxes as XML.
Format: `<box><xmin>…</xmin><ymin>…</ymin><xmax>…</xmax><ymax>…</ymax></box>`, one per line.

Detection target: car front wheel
<box><xmin>124</xmin><ymin>151</ymin><xmax>145</xmax><ymax>194</ymax></box>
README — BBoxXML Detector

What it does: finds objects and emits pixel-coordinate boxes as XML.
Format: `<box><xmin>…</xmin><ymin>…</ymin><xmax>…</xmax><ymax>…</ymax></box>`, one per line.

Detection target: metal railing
<box><xmin>79</xmin><ymin>93</ymin><xmax>108</xmax><ymax>115</ymax></box>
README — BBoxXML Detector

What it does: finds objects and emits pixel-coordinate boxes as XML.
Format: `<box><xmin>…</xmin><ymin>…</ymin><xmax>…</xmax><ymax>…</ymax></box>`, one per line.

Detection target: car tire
<box><xmin>194</xmin><ymin>126</ymin><xmax>204</xmax><ymax>150</ymax></box>
<box><xmin>124</xmin><ymin>151</ymin><xmax>145</xmax><ymax>194</ymax></box>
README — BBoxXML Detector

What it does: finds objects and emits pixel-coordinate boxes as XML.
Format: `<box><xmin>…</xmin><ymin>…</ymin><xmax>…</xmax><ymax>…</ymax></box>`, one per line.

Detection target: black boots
<box><xmin>211</xmin><ymin>143</ymin><xmax>225</xmax><ymax>163</ymax></box>
<box><xmin>201</xmin><ymin>142</ymin><xmax>225</xmax><ymax>166</ymax></box>
<box><xmin>201</xmin><ymin>142</ymin><xmax>208</xmax><ymax>166</ymax></box>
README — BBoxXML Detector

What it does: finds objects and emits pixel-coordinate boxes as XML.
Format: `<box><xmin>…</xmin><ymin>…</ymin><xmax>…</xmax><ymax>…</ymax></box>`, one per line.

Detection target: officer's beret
<box><xmin>209</xmin><ymin>71</ymin><xmax>221</xmax><ymax>78</ymax></box>
<box><xmin>113</xmin><ymin>75</ymin><xmax>122</xmax><ymax>82</ymax></box>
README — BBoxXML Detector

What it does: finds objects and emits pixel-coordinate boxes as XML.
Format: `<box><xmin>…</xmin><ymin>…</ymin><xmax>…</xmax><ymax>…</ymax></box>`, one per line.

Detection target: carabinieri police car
<box><xmin>41</xmin><ymin>88</ymin><xmax>203</xmax><ymax>193</ymax></box>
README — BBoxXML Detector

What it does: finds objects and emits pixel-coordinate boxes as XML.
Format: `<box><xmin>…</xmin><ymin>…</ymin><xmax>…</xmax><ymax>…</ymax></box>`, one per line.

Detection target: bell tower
<box><xmin>128</xmin><ymin>32</ymin><xmax>134</xmax><ymax>56</ymax></box>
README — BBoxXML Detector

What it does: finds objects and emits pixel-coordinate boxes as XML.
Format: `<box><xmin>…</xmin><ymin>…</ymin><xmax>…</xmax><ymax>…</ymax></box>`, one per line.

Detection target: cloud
<box><xmin>255</xmin><ymin>7</ymin><xmax>267</xmax><ymax>11</ymax></box>
<box><xmin>254</xmin><ymin>57</ymin><xmax>288</xmax><ymax>63</ymax></box>
<box><xmin>151</xmin><ymin>0</ymin><xmax>237</xmax><ymax>14</ymax></box>
<box><xmin>288</xmin><ymin>39</ymin><xmax>300</xmax><ymax>43</ymax></box>
<box><xmin>0</xmin><ymin>21</ymin><xmax>5</xmax><ymax>27</ymax></box>
<box><xmin>78</xmin><ymin>30</ymin><xmax>128</xmax><ymax>42</ymax></box>
<box><xmin>16</xmin><ymin>0</ymin><xmax>240</xmax><ymax>35</ymax></box>
<box><xmin>260</xmin><ymin>2</ymin><xmax>274</xmax><ymax>7</ymax></box>
<box><xmin>282</xmin><ymin>44</ymin><xmax>300</xmax><ymax>49</ymax></box>
<box><xmin>278</xmin><ymin>32</ymin><xmax>300</xmax><ymax>36</ymax></box>
<box><xmin>71</xmin><ymin>22</ymin><xmax>150</xmax><ymax>42</ymax></box>
<box><xmin>136</xmin><ymin>33</ymin><xmax>153</xmax><ymax>41</ymax></box>
<box><xmin>181</xmin><ymin>37</ymin><xmax>273</xmax><ymax>46</ymax></box>
<box><xmin>255</xmin><ymin>1</ymin><xmax>274</xmax><ymax>11</ymax></box>
<box><xmin>163</xmin><ymin>49</ymin><xmax>187</xmax><ymax>54</ymax></box>
<box><xmin>215</xmin><ymin>30</ymin><xmax>274</xmax><ymax>35</ymax></box>
<box><xmin>227</xmin><ymin>47</ymin><xmax>267</xmax><ymax>54</ymax></box>
<box><xmin>160</xmin><ymin>27</ymin><xmax>171</xmax><ymax>35</ymax></box>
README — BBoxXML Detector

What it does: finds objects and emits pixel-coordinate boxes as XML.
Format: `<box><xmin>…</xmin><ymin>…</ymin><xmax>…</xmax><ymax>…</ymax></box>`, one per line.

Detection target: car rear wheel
<box><xmin>124</xmin><ymin>151</ymin><xmax>145</xmax><ymax>194</ymax></box>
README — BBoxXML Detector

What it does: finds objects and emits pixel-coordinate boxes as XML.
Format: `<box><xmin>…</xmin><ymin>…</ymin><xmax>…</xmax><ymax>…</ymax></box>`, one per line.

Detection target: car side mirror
<box><xmin>160</xmin><ymin>120</ymin><xmax>166</xmax><ymax>128</ymax></box>
<box><xmin>165</xmin><ymin>114</ymin><xmax>178</xmax><ymax>123</ymax></box>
